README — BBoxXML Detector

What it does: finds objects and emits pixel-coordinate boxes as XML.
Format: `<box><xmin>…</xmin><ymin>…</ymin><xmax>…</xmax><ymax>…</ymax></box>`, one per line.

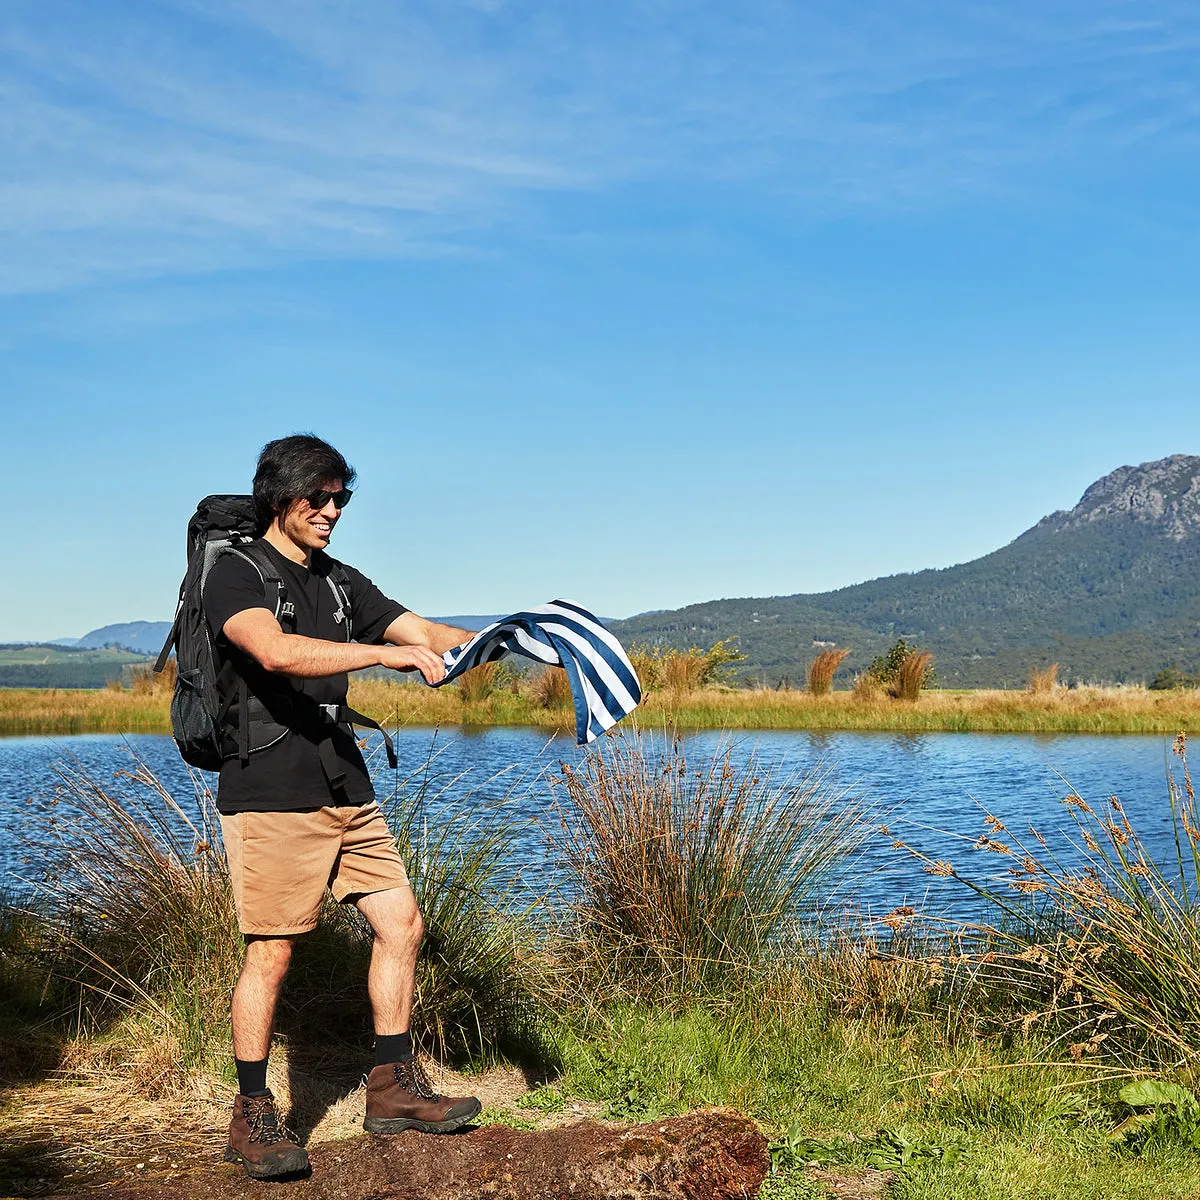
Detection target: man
<box><xmin>203</xmin><ymin>434</ymin><xmax>481</xmax><ymax>1180</ymax></box>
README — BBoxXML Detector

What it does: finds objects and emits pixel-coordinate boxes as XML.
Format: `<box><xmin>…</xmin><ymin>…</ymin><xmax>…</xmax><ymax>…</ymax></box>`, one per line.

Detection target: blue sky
<box><xmin>2</xmin><ymin>0</ymin><xmax>1199</xmax><ymax>640</ymax></box>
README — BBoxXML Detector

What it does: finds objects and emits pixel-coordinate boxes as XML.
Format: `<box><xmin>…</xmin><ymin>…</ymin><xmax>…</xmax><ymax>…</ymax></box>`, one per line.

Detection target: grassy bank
<box><xmin>5</xmin><ymin>738</ymin><xmax>1200</xmax><ymax>1197</ymax></box>
<box><xmin>5</xmin><ymin>676</ymin><xmax>1200</xmax><ymax>737</ymax></box>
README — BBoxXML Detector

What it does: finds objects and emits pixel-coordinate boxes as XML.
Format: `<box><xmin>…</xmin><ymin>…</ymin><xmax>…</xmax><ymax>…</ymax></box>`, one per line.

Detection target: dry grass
<box><xmin>660</xmin><ymin>652</ymin><xmax>706</xmax><ymax>693</ymax></box>
<box><xmin>807</xmin><ymin>648</ymin><xmax>851</xmax><ymax>696</ymax></box>
<box><xmin>628</xmin><ymin>640</ymin><xmax>744</xmax><ymax>695</ymax></box>
<box><xmin>1028</xmin><ymin>662</ymin><xmax>1060</xmax><ymax>694</ymax></box>
<box><xmin>8</xmin><ymin>679</ymin><xmax>1200</xmax><ymax>737</ymax></box>
<box><xmin>852</xmin><ymin>672</ymin><xmax>886</xmax><ymax>703</ymax></box>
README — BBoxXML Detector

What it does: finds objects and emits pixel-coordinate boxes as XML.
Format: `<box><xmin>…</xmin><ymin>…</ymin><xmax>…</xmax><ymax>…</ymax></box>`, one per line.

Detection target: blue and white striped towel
<box><xmin>433</xmin><ymin>600</ymin><xmax>641</xmax><ymax>745</ymax></box>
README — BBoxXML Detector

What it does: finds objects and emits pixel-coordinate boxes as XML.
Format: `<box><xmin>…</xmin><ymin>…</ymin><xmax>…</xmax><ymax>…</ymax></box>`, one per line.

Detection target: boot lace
<box><xmin>243</xmin><ymin>1095</ymin><xmax>299</xmax><ymax>1146</ymax></box>
<box><xmin>393</xmin><ymin>1058</ymin><xmax>441</xmax><ymax>1101</ymax></box>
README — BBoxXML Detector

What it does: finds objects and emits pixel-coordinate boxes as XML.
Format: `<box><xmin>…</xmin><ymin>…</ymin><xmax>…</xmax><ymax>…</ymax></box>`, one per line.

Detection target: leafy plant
<box><xmin>603</xmin><ymin>1060</ymin><xmax>659</xmax><ymax>1120</ymax></box>
<box><xmin>769</xmin><ymin>1119</ymin><xmax>962</xmax><ymax>1173</ymax></box>
<box><xmin>868</xmin><ymin>639</ymin><xmax>915</xmax><ymax>685</ymax></box>
<box><xmin>519</xmin><ymin>1085</ymin><xmax>566</xmax><ymax>1114</ymax></box>
<box><xmin>1111</xmin><ymin>1080</ymin><xmax>1200</xmax><ymax>1151</ymax></box>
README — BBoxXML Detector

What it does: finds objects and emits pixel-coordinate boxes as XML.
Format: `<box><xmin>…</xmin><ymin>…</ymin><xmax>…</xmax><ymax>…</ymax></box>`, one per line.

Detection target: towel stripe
<box><xmin>434</xmin><ymin>599</ymin><xmax>642</xmax><ymax>745</ymax></box>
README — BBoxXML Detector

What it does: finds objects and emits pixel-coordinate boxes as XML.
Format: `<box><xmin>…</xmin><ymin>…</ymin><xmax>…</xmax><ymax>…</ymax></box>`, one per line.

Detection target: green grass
<box><xmin>545</xmin><ymin>991</ymin><xmax>1200</xmax><ymax>1200</ymax></box>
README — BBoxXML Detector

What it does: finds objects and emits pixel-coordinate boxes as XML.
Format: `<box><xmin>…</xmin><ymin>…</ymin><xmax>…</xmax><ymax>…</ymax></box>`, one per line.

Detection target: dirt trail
<box><xmin>43</xmin><ymin>1111</ymin><xmax>767</xmax><ymax>1200</ymax></box>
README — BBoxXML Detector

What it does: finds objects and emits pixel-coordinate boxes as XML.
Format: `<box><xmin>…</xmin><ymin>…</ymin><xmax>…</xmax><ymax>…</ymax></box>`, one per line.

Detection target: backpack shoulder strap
<box><xmin>224</xmin><ymin>543</ymin><xmax>294</xmax><ymax>629</ymax></box>
<box><xmin>318</xmin><ymin>554</ymin><xmax>354</xmax><ymax>641</ymax></box>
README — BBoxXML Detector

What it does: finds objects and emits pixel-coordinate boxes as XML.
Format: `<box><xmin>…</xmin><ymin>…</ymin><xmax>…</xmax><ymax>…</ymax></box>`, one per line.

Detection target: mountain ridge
<box><xmin>611</xmin><ymin>454</ymin><xmax>1200</xmax><ymax>687</ymax></box>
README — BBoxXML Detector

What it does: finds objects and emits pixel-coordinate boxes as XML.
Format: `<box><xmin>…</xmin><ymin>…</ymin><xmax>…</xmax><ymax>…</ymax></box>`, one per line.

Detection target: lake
<box><xmin>0</xmin><ymin>727</ymin><xmax>1187</xmax><ymax>922</ymax></box>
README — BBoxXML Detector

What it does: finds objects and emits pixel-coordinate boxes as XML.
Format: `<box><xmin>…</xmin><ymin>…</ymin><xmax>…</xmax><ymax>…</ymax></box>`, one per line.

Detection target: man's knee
<box><xmin>241</xmin><ymin>936</ymin><xmax>294</xmax><ymax>985</ymax></box>
<box><xmin>357</xmin><ymin>888</ymin><xmax>423</xmax><ymax>948</ymax></box>
<box><xmin>380</xmin><ymin>901</ymin><xmax>423</xmax><ymax>950</ymax></box>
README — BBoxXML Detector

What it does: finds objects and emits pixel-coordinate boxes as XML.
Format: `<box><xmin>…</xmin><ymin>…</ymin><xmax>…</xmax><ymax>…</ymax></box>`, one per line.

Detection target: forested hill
<box><xmin>611</xmin><ymin>454</ymin><xmax>1200</xmax><ymax>688</ymax></box>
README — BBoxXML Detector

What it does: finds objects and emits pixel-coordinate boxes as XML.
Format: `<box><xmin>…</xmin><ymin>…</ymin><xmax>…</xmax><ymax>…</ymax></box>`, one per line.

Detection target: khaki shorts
<box><xmin>219</xmin><ymin>802</ymin><xmax>411</xmax><ymax>936</ymax></box>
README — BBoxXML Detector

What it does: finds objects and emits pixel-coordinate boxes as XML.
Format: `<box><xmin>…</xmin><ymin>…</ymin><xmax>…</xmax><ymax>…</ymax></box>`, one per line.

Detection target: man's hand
<box><xmin>378</xmin><ymin>643</ymin><xmax>447</xmax><ymax>685</ymax></box>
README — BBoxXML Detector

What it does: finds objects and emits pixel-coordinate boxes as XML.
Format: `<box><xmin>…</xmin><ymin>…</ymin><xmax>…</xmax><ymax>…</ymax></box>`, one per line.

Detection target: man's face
<box><xmin>279</xmin><ymin>478</ymin><xmax>345</xmax><ymax>553</ymax></box>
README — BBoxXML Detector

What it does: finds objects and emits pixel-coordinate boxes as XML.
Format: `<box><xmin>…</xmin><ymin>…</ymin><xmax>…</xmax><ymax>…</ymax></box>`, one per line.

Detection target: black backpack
<box><xmin>155</xmin><ymin>494</ymin><xmax>396</xmax><ymax>779</ymax></box>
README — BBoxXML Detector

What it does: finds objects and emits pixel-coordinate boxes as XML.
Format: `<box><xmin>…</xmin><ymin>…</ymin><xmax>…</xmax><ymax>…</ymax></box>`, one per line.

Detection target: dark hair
<box><xmin>252</xmin><ymin>434</ymin><xmax>356</xmax><ymax>533</ymax></box>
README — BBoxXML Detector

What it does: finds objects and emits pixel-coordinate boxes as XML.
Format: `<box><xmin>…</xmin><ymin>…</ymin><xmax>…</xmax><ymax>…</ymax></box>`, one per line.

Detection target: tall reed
<box><xmin>549</xmin><ymin>735</ymin><xmax>866</xmax><ymax>996</ymax></box>
<box><xmin>457</xmin><ymin>660</ymin><xmax>498</xmax><ymax>703</ymax></box>
<box><xmin>807</xmin><ymin>648</ymin><xmax>850</xmax><ymax>696</ymax></box>
<box><xmin>528</xmin><ymin>666</ymin><xmax>572</xmax><ymax>708</ymax></box>
<box><xmin>890</xmin><ymin>650</ymin><xmax>933</xmax><ymax>701</ymax></box>
<box><xmin>897</xmin><ymin>733</ymin><xmax>1200</xmax><ymax>1063</ymax></box>
<box><xmin>19</xmin><ymin>756</ymin><xmax>240</xmax><ymax>1091</ymax></box>
<box><xmin>10</xmin><ymin>749</ymin><xmax>546</xmax><ymax>1094</ymax></box>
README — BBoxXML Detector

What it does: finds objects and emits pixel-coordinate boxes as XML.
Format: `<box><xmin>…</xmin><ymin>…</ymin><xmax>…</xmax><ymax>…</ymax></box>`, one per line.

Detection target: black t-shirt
<box><xmin>203</xmin><ymin>540</ymin><xmax>407</xmax><ymax>813</ymax></box>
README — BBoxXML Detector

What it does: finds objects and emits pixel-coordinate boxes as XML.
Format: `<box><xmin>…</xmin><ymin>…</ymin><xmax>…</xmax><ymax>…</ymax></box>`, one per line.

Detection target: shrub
<box><xmin>867</xmin><ymin>639</ymin><xmax>913</xmax><ymax>685</ymax></box>
<box><xmin>549</xmin><ymin>735</ymin><xmax>866</xmax><ymax>995</ymax></box>
<box><xmin>627</xmin><ymin>640</ymin><xmax>745</xmax><ymax>695</ymax></box>
<box><xmin>1149</xmin><ymin>666</ymin><xmax>1199</xmax><ymax>691</ymax></box>
<box><xmin>807</xmin><ymin>648</ymin><xmax>850</xmax><ymax>696</ymax></box>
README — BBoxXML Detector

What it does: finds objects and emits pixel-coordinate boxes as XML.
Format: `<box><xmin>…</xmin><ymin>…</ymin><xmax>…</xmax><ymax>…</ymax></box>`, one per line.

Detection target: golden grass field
<box><xmin>4</xmin><ymin>676</ymin><xmax>1200</xmax><ymax>736</ymax></box>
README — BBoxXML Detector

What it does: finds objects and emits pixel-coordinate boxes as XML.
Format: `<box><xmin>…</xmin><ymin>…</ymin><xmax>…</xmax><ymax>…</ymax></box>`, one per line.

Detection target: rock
<box><xmin>57</xmin><ymin>1111</ymin><xmax>768</xmax><ymax>1200</ymax></box>
<box><xmin>1041</xmin><ymin>453</ymin><xmax>1200</xmax><ymax>539</ymax></box>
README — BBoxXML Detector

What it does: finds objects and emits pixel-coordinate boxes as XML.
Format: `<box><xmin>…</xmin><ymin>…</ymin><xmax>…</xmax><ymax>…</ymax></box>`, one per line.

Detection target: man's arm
<box><xmin>382</xmin><ymin>611</ymin><xmax>475</xmax><ymax>656</ymax></box>
<box><xmin>223</xmin><ymin>608</ymin><xmax>448</xmax><ymax>683</ymax></box>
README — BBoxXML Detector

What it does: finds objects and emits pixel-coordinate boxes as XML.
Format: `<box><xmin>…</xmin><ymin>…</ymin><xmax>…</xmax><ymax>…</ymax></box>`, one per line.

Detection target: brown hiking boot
<box><xmin>363</xmin><ymin>1059</ymin><xmax>481</xmax><ymax>1134</ymax></box>
<box><xmin>224</xmin><ymin>1091</ymin><xmax>310</xmax><ymax>1179</ymax></box>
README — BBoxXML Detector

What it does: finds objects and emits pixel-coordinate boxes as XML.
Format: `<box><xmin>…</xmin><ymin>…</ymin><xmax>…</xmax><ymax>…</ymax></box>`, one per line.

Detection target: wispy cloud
<box><xmin>2</xmin><ymin>0</ymin><xmax>1197</xmax><ymax>293</ymax></box>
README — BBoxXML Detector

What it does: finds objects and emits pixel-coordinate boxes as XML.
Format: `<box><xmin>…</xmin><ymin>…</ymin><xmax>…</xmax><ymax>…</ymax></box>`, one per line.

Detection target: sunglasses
<box><xmin>306</xmin><ymin>486</ymin><xmax>353</xmax><ymax>510</ymax></box>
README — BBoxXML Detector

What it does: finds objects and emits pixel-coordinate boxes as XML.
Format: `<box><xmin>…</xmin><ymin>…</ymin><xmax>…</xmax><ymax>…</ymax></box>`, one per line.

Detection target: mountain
<box><xmin>70</xmin><ymin>621</ymin><xmax>174</xmax><ymax>655</ymax></box>
<box><xmin>611</xmin><ymin>454</ymin><xmax>1200</xmax><ymax>688</ymax></box>
<box><xmin>52</xmin><ymin>616</ymin><xmax>509</xmax><ymax>656</ymax></box>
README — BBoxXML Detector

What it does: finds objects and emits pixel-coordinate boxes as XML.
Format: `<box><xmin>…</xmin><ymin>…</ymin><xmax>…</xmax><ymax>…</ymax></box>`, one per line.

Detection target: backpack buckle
<box><xmin>281</xmin><ymin>602</ymin><xmax>296</xmax><ymax>619</ymax></box>
<box><xmin>333</xmin><ymin>608</ymin><xmax>345</xmax><ymax>624</ymax></box>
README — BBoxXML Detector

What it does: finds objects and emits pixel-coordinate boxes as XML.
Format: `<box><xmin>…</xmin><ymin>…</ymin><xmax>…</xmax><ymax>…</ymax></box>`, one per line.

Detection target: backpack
<box><xmin>155</xmin><ymin>494</ymin><xmax>396</xmax><ymax>778</ymax></box>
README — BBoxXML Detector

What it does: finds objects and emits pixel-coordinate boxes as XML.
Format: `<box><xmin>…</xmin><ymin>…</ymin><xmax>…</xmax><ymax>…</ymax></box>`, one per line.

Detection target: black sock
<box><xmin>235</xmin><ymin>1056</ymin><xmax>270</xmax><ymax>1097</ymax></box>
<box><xmin>374</xmin><ymin>1032</ymin><xmax>413</xmax><ymax>1066</ymax></box>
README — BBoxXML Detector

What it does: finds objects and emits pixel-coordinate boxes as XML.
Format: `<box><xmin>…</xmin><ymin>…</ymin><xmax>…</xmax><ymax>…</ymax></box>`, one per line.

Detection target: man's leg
<box><xmin>232</xmin><ymin>935</ymin><xmax>295</xmax><ymax>1065</ymax></box>
<box><xmin>354</xmin><ymin>886</ymin><xmax>481</xmax><ymax>1135</ymax></box>
<box><xmin>355</xmin><ymin>886</ymin><xmax>423</xmax><ymax>1039</ymax></box>
<box><xmin>219</xmin><ymin>805</ymin><xmax>338</xmax><ymax>1180</ymax></box>
<box><xmin>223</xmin><ymin>935</ymin><xmax>309</xmax><ymax>1179</ymax></box>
